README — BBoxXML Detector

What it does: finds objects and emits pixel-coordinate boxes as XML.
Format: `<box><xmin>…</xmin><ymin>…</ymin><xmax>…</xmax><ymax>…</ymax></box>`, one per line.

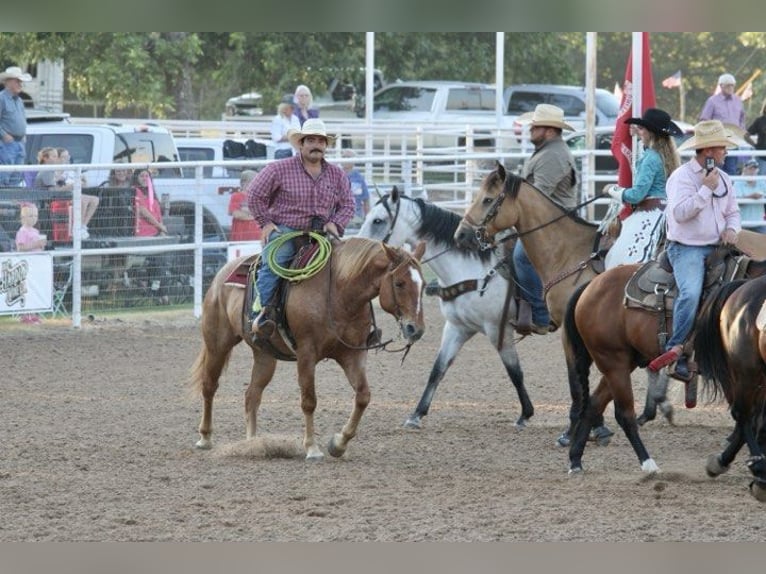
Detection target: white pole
<box><xmin>365</xmin><ymin>32</ymin><xmax>374</xmax><ymax>170</ymax></box>
<box><xmin>585</xmin><ymin>32</ymin><xmax>597</xmax><ymax>209</ymax></box>
<box><xmin>631</xmin><ymin>32</ymin><xmax>643</xmax><ymax>174</ymax></box>
<box><xmin>495</xmin><ymin>32</ymin><xmax>505</xmax><ymax>153</ymax></box>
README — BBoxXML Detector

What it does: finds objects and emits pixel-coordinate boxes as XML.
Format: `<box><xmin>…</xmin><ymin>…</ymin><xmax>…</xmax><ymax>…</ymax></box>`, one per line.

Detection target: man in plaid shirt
<box><xmin>247</xmin><ymin>118</ymin><xmax>355</xmax><ymax>338</ymax></box>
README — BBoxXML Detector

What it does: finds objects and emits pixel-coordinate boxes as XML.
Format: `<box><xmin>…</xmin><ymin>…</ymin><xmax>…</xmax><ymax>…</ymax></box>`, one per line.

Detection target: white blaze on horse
<box><xmin>190</xmin><ymin>236</ymin><xmax>426</xmax><ymax>460</ymax></box>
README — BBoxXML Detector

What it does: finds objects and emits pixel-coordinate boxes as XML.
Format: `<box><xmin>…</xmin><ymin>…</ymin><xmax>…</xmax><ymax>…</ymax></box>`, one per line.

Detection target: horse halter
<box><xmin>462</xmin><ymin>181</ymin><xmax>511</xmax><ymax>251</ymax></box>
<box><xmin>379</xmin><ymin>193</ymin><xmax>402</xmax><ymax>244</ymax></box>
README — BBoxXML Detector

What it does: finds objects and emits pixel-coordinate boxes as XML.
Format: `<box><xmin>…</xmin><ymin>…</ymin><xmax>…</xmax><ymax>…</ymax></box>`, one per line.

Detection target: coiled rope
<box><xmin>265</xmin><ymin>231</ymin><xmax>333</xmax><ymax>281</ymax></box>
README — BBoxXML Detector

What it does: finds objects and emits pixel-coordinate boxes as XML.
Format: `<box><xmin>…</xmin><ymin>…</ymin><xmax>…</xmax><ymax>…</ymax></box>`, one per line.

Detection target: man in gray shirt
<box><xmin>0</xmin><ymin>66</ymin><xmax>31</xmax><ymax>186</ymax></box>
<box><xmin>514</xmin><ymin>104</ymin><xmax>578</xmax><ymax>334</ymax></box>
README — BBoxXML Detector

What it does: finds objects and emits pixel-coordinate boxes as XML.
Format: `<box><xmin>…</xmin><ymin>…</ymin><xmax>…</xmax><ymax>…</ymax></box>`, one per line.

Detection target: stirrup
<box><xmin>647</xmin><ymin>346</ymin><xmax>681</xmax><ymax>372</ymax></box>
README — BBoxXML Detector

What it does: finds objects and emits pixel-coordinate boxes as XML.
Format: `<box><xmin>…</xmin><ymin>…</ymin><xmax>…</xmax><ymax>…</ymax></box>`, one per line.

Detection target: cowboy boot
<box><xmin>252</xmin><ymin>305</ymin><xmax>276</xmax><ymax>339</ymax></box>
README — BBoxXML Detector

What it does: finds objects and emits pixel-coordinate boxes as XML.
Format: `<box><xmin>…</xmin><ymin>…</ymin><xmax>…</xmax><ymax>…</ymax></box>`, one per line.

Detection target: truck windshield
<box><xmin>114</xmin><ymin>133</ymin><xmax>181</xmax><ymax>178</ymax></box>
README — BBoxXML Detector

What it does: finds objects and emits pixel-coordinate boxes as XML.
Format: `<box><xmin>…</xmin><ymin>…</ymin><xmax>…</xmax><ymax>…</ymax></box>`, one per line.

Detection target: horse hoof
<box><xmin>706</xmin><ymin>454</ymin><xmax>729</xmax><ymax>477</ymax></box>
<box><xmin>641</xmin><ymin>458</ymin><xmax>660</xmax><ymax>474</ymax></box>
<box><xmin>515</xmin><ymin>416</ymin><xmax>528</xmax><ymax>429</ymax></box>
<box><xmin>659</xmin><ymin>402</ymin><xmax>675</xmax><ymax>426</ymax></box>
<box><xmin>195</xmin><ymin>438</ymin><xmax>212</xmax><ymax>450</ymax></box>
<box><xmin>637</xmin><ymin>413</ymin><xmax>653</xmax><ymax>427</ymax></box>
<box><xmin>590</xmin><ymin>426</ymin><xmax>614</xmax><ymax>447</ymax></box>
<box><xmin>403</xmin><ymin>415</ymin><xmax>423</xmax><ymax>430</ymax></box>
<box><xmin>327</xmin><ymin>434</ymin><xmax>347</xmax><ymax>458</ymax></box>
<box><xmin>305</xmin><ymin>450</ymin><xmax>325</xmax><ymax>462</ymax></box>
<box><xmin>568</xmin><ymin>466</ymin><xmax>584</xmax><ymax>476</ymax></box>
<box><xmin>749</xmin><ymin>480</ymin><xmax>766</xmax><ymax>503</ymax></box>
<box><xmin>556</xmin><ymin>432</ymin><xmax>571</xmax><ymax>447</ymax></box>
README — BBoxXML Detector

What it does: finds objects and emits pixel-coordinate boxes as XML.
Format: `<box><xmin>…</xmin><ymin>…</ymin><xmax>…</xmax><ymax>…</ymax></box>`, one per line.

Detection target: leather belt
<box><xmin>634</xmin><ymin>198</ymin><xmax>665</xmax><ymax>212</ymax></box>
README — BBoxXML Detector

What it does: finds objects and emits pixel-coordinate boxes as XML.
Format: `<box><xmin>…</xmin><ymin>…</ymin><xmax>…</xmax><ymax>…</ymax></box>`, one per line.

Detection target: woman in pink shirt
<box><xmin>132</xmin><ymin>170</ymin><xmax>167</xmax><ymax>237</ymax></box>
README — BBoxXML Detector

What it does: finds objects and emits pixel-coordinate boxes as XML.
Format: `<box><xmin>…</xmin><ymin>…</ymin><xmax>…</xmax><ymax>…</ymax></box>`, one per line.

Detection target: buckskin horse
<box><xmin>694</xmin><ymin>275</ymin><xmax>766</xmax><ymax>501</ymax></box>
<box><xmin>190</xmin><ymin>236</ymin><xmax>427</xmax><ymax>460</ymax></box>
<box><xmin>357</xmin><ymin>187</ymin><xmax>534</xmax><ymax>429</ymax></box>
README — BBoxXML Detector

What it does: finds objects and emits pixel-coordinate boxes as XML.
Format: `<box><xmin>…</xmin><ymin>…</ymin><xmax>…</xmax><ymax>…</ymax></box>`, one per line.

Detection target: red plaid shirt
<box><xmin>246</xmin><ymin>155</ymin><xmax>354</xmax><ymax>234</ymax></box>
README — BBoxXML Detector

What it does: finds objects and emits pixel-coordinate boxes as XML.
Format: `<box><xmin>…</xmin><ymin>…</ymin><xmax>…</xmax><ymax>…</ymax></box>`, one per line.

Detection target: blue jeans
<box><xmin>255</xmin><ymin>225</ymin><xmax>298</xmax><ymax>310</ymax></box>
<box><xmin>0</xmin><ymin>140</ymin><xmax>26</xmax><ymax>186</ymax></box>
<box><xmin>722</xmin><ymin>155</ymin><xmax>739</xmax><ymax>176</ymax></box>
<box><xmin>513</xmin><ymin>241</ymin><xmax>550</xmax><ymax>325</ymax></box>
<box><xmin>665</xmin><ymin>242</ymin><xmax>714</xmax><ymax>350</ymax></box>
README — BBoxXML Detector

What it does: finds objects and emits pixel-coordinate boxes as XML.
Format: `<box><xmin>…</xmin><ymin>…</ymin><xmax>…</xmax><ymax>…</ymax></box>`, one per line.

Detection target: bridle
<box><xmin>378</xmin><ymin>193</ymin><xmax>401</xmax><ymax>244</ymax></box>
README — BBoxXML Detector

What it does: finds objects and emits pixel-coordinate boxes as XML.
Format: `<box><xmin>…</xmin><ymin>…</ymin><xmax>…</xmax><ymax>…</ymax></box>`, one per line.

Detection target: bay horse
<box><xmin>563</xmin><ymin>254</ymin><xmax>766</xmax><ymax>475</ymax></box>
<box><xmin>452</xmin><ymin>164</ymin><xmax>665</xmax><ymax>445</ymax></box>
<box><xmin>190</xmin><ymin>236</ymin><xmax>427</xmax><ymax>460</ymax></box>
<box><xmin>694</xmin><ymin>275</ymin><xmax>766</xmax><ymax>501</ymax></box>
<box><xmin>357</xmin><ymin>187</ymin><xmax>533</xmax><ymax>429</ymax></box>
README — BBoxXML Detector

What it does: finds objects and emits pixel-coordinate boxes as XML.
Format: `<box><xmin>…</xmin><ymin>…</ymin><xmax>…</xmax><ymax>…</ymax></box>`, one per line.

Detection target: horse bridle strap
<box><xmin>429</xmin><ymin>279</ymin><xmax>478</xmax><ymax>301</ymax></box>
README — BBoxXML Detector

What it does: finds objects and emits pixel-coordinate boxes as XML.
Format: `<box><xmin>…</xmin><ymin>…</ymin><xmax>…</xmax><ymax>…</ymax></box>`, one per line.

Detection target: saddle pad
<box><xmin>224</xmin><ymin>254</ymin><xmax>260</xmax><ymax>287</ymax></box>
<box><xmin>624</xmin><ymin>260</ymin><xmax>675</xmax><ymax>313</ymax></box>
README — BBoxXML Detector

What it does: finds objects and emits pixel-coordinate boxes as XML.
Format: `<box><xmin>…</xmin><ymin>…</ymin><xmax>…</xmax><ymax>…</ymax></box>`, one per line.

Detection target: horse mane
<box><xmin>334</xmin><ymin>236</ymin><xmax>386</xmax><ymax>282</ymax></box>
<box><xmin>494</xmin><ymin>169</ymin><xmax>598</xmax><ymax>230</ymax></box>
<box><xmin>413</xmin><ymin>197</ymin><xmax>494</xmax><ymax>262</ymax></box>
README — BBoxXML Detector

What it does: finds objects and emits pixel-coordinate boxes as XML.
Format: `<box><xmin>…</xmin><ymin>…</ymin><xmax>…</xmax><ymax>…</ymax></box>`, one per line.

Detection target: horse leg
<box><xmin>192</xmin><ymin>320</ymin><xmax>240</xmax><ymax>450</ymax></box>
<box><xmin>327</xmin><ymin>356</ymin><xmax>371</xmax><ymax>458</ymax></box>
<box><xmin>495</xmin><ymin>325</ymin><xmax>534</xmax><ymax>428</ymax></box>
<box><xmin>568</xmin><ymin>375</ymin><xmax>612</xmax><ymax>474</ymax></box>
<box><xmin>609</xmin><ymin>369</ymin><xmax>659</xmax><ymax>473</ymax></box>
<box><xmin>405</xmin><ymin>325</ymin><xmax>471</xmax><ymax>429</ymax></box>
<box><xmin>293</xmin><ymin>356</ymin><xmax>325</xmax><ymax>461</ymax></box>
<box><xmin>638</xmin><ymin>368</ymin><xmax>674</xmax><ymax>426</ymax></box>
<box><xmin>748</xmin><ymin>401</ymin><xmax>766</xmax><ymax>502</ymax></box>
<box><xmin>244</xmin><ymin>351</ymin><xmax>278</xmax><ymax>441</ymax></box>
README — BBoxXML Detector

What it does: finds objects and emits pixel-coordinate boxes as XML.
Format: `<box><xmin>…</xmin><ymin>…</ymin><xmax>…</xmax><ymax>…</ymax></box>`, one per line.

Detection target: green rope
<box><xmin>264</xmin><ymin>231</ymin><xmax>333</xmax><ymax>282</ymax></box>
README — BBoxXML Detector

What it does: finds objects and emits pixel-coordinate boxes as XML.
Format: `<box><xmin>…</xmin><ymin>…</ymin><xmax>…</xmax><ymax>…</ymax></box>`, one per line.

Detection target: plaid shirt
<box><xmin>247</xmin><ymin>155</ymin><xmax>354</xmax><ymax>234</ymax></box>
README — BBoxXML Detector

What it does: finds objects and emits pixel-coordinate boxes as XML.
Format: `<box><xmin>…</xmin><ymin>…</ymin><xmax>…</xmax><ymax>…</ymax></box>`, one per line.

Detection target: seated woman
<box><xmin>33</xmin><ymin>147</ymin><xmax>100</xmax><ymax>239</ymax></box>
<box><xmin>132</xmin><ymin>169</ymin><xmax>167</xmax><ymax>236</ymax></box>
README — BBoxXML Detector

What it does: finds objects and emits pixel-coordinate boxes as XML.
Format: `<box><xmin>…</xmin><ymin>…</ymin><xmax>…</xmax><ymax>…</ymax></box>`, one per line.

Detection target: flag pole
<box><xmin>679</xmin><ymin>75</ymin><xmax>685</xmax><ymax>121</ymax></box>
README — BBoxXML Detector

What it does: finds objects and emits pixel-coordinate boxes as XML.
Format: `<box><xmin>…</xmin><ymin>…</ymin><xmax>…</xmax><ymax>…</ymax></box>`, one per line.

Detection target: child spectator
<box><xmin>14</xmin><ymin>203</ymin><xmax>46</xmax><ymax>324</ymax></box>
<box><xmin>228</xmin><ymin>169</ymin><xmax>261</xmax><ymax>241</ymax></box>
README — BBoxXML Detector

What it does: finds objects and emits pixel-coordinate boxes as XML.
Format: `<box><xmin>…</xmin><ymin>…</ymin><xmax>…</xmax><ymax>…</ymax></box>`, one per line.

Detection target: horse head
<box><xmin>454</xmin><ymin>162</ymin><xmax>522</xmax><ymax>250</ymax></box>
<box><xmin>358</xmin><ymin>185</ymin><xmax>409</xmax><ymax>245</ymax></box>
<box><xmin>378</xmin><ymin>241</ymin><xmax>427</xmax><ymax>344</ymax></box>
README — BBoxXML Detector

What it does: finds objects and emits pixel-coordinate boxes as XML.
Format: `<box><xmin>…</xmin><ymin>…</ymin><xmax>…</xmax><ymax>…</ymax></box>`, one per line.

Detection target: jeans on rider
<box><xmin>512</xmin><ymin>241</ymin><xmax>550</xmax><ymax>327</ymax></box>
<box><xmin>255</xmin><ymin>224</ymin><xmax>299</xmax><ymax>313</ymax></box>
<box><xmin>665</xmin><ymin>241</ymin><xmax>714</xmax><ymax>350</ymax></box>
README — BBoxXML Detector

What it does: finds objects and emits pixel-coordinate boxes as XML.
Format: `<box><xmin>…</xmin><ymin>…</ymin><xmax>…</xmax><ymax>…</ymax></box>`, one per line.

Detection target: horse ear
<box><xmin>374</xmin><ymin>183</ymin><xmax>383</xmax><ymax>199</ymax></box>
<box><xmin>496</xmin><ymin>161</ymin><xmax>506</xmax><ymax>181</ymax></box>
<box><xmin>412</xmin><ymin>240</ymin><xmax>426</xmax><ymax>261</ymax></box>
<box><xmin>391</xmin><ymin>185</ymin><xmax>400</xmax><ymax>201</ymax></box>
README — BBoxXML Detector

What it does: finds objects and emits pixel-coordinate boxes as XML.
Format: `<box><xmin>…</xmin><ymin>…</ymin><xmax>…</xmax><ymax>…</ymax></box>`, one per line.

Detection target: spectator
<box><xmin>604</xmin><ymin>108</ymin><xmax>681</xmax><ymax>268</ymax></box>
<box><xmin>56</xmin><ymin>147</ymin><xmax>89</xmax><ymax>188</ymax></box>
<box><xmin>734</xmin><ymin>159</ymin><xmax>766</xmax><ymax>233</ymax></box>
<box><xmin>699</xmin><ymin>73</ymin><xmax>745</xmax><ymax>175</ymax></box>
<box><xmin>648</xmin><ymin>120</ymin><xmax>741</xmax><ymax>380</ymax></box>
<box><xmin>513</xmin><ymin>104</ymin><xmax>578</xmax><ymax>335</ymax></box>
<box><xmin>228</xmin><ymin>169</ymin><xmax>261</xmax><ymax>241</ymax></box>
<box><xmin>14</xmin><ymin>203</ymin><xmax>46</xmax><ymax>324</ymax></box>
<box><xmin>271</xmin><ymin>102</ymin><xmax>301</xmax><ymax>159</ymax></box>
<box><xmin>132</xmin><ymin>169</ymin><xmax>167</xmax><ymax>237</ymax></box>
<box><xmin>292</xmin><ymin>85</ymin><xmax>319</xmax><ymax>127</ymax></box>
<box><xmin>102</xmin><ymin>166</ymin><xmax>133</xmax><ymax>188</ymax></box>
<box><xmin>0</xmin><ymin>66</ymin><xmax>30</xmax><ymax>187</ymax></box>
<box><xmin>247</xmin><ymin>118</ymin><xmax>354</xmax><ymax>339</ymax></box>
<box><xmin>34</xmin><ymin>147</ymin><xmax>99</xmax><ymax>239</ymax></box>
<box><xmin>745</xmin><ymin>99</ymin><xmax>766</xmax><ymax>175</ymax></box>
<box><xmin>341</xmin><ymin>149</ymin><xmax>370</xmax><ymax>225</ymax></box>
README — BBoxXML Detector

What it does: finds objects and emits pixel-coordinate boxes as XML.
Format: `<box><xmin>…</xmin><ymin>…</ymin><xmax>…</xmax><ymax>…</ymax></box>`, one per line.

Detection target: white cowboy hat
<box><xmin>517</xmin><ymin>103</ymin><xmax>575</xmax><ymax>131</ymax></box>
<box><xmin>0</xmin><ymin>66</ymin><xmax>33</xmax><ymax>82</ymax></box>
<box><xmin>677</xmin><ymin>120</ymin><xmax>740</xmax><ymax>151</ymax></box>
<box><xmin>288</xmin><ymin>118</ymin><xmax>336</xmax><ymax>147</ymax></box>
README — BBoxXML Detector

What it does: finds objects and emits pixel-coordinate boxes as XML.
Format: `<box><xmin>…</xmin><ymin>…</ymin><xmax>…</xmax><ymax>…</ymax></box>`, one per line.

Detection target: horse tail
<box><xmin>694</xmin><ymin>279</ymin><xmax>746</xmax><ymax>402</ymax></box>
<box><xmin>563</xmin><ymin>281</ymin><xmax>594</xmax><ymax>402</ymax></box>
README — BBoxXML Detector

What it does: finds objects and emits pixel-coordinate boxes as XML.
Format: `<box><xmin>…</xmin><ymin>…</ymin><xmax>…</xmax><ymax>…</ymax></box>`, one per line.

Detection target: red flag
<box><xmin>610</xmin><ymin>33</ymin><xmax>657</xmax><ymax>188</ymax></box>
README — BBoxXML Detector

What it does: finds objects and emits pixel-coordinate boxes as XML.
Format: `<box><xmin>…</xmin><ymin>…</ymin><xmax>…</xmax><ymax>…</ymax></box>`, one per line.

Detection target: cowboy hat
<box><xmin>677</xmin><ymin>120</ymin><xmax>740</xmax><ymax>151</ymax></box>
<box><xmin>517</xmin><ymin>104</ymin><xmax>575</xmax><ymax>131</ymax></box>
<box><xmin>288</xmin><ymin>118</ymin><xmax>336</xmax><ymax>147</ymax></box>
<box><xmin>625</xmin><ymin>108</ymin><xmax>682</xmax><ymax>137</ymax></box>
<box><xmin>0</xmin><ymin>66</ymin><xmax>32</xmax><ymax>82</ymax></box>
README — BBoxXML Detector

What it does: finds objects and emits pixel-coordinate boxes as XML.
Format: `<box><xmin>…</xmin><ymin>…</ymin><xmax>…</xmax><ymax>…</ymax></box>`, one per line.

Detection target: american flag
<box><xmin>740</xmin><ymin>81</ymin><xmax>753</xmax><ymax>101</ymax></box>
<box><xmin>662</xmin><ymin>70</ymin><xmax>682</xmax><ymax>89</ymax></box>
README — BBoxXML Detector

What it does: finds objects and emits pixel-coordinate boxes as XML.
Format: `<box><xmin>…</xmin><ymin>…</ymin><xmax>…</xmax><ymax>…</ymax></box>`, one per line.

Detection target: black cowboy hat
<box><xmin>625</xmin><ymin>108</ymin><xmax>682</xmax><ymax>137</ymax></box>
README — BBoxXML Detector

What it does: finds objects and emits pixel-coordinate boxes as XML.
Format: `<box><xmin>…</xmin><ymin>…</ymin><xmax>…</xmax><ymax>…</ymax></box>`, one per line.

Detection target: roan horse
<box><xmin>563</xmin><ymin>253</ymin><xmax>766</xmax><ymax>475</ymax></box>
<box><xmin>695</xmin><ymin>275</ymin><xmax>766</xmax><ymax>501</ymax></box>
<box><xmin>357</xmin><ymin>187</ymin><xmax>533</xmax><ymax>429</ymax></box>
<box><xmin>190</xmin><ymin>236</ymin><xmax>427</xmax><ymax>460</ymax></box>
<box><xmin>453</xmin><ymin>164</ymin><xmax>642</xmax><ymax>445</ymax></box>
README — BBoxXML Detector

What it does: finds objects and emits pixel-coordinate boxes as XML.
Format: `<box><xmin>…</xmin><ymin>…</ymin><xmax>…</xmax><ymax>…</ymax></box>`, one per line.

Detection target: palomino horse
<box><xmin>453</xmin><ymin>164</ymin><xmax>647</xmax><ymax>444</ymax></box>
<box><xmin>695</xmin><ymin>276</ymin><xmax>766</xmax><ymax>502</ymax></box>
<box><xmin>563</xmin><ymin>255</ymin><xmax>766</xmax><ymax>475</ymax></box>
<box><xmin>190</xmin><ymin>236</ymin><xmax>426</xmax><ymax>460</ymax></box>
<box><xmin>357</xmin><ymin>187</ymin><xmax>533</xmax><ymax>429</ymax></box>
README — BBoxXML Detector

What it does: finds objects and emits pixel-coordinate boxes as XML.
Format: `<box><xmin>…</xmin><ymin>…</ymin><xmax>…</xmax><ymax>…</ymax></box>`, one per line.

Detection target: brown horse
<box><xmin>563</xmin><ymin>255</ymin><xmax>766</xmax><ymax>475</ymax></box>
<box><xmin>695</xmin><ymin>275</ymin><xmax>766</xmax><ymax>501</ymax></box>
<box><xmin>190</xmin><ymin>236</ymin><xmax>427</xmax><ymax>460</ymax></box>
<box><xmin>453</xmin><ymin>164</ymin><xmax>630</xmax><ymax>445</ymax></box>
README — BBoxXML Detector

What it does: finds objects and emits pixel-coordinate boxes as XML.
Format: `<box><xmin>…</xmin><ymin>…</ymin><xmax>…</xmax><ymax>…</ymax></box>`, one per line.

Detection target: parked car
<box><xmin>224</xmin><ymin>92</ymin><xmax>264</xmax><ymax>118</ymax></box>
<box><xmin>504</xmin><ymin>84</ymin><xmax>620</xmax><ymax>130</ymax></box>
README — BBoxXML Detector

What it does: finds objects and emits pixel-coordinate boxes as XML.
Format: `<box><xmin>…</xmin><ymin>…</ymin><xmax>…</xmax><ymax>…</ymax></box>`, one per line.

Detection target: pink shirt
<box><xmin>246</xmin><ymin>155</ymin><xmax>354</xmax><ymax>234</ymax></box>
<box><xmin>134</xmin><ymin>187</ymin><xmax>163</xmax><ymax>237</ymax></box>
<box><xmin>15</xmin><ymin>225</ymin><xmax>43</xmax><ymax>250</ymax></box>
<box><xmin>665</xmin><ymin>159</ymin><xmax>741</xmax><ymax>246</ymax></box>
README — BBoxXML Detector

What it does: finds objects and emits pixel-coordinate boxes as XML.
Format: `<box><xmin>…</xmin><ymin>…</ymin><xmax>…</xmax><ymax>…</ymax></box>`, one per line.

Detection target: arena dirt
<box><xmin>1</xmin><ymin>296</ymin><xmax>762</xmax><ymax>541</ymax></box>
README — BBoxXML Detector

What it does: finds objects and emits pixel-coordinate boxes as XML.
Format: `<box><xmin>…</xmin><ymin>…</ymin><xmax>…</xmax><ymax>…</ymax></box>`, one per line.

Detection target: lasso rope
<box><xmin>265</xmin><ymin>231</ymin><xmax>332</xmax><ymax>282</ymax></box>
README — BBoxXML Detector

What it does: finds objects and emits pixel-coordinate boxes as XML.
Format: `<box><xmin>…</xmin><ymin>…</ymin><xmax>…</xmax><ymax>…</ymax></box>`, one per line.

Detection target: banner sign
<box><xmin>0</xmin><ymin>252</ymin><xmax>54</xmax><ymax>314</ymax></box>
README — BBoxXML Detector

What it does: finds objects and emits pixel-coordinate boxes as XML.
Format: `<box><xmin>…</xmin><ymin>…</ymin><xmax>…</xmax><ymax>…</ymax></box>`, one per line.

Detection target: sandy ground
<box><xmin>1</xmin><ymin>295</ymin><xmax>763</xmax><ymax>542</ymax></box>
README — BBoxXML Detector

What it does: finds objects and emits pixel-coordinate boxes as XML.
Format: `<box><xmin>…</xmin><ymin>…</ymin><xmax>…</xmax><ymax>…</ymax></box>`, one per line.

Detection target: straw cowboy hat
<box><xmin>677</xmin><ymin>120</ymin><xmax>740</xmax><ymax>152</ymax></box>
<box><xmin>625</xmin><ymin>108</ymin><xmax>682</xmax><ymax>137</ymax></box>
<box><xmin>517</xmin><ymin>104</ymin><xmax>575</xmax><ymax>131</ymax></box>
<box><xmin>0</xmin><ymin>66</ymin><xmax>32</xmax><ymax>82</ymax></box>
<box><xmin>288</xmin><ymin>118</ymin><xmax>336</xmax><ymax>147</ymax></box>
